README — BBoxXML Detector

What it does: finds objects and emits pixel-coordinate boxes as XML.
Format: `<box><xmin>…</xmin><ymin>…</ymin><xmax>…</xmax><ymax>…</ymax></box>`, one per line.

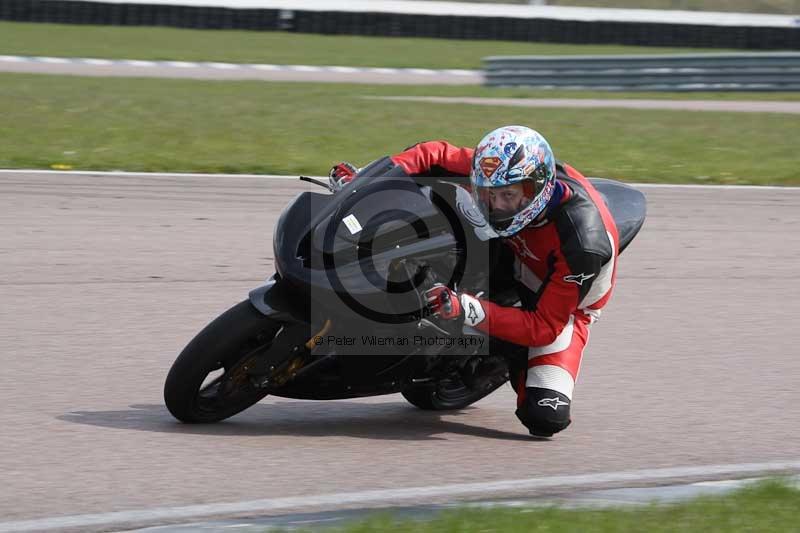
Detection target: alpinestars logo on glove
<box><xmin>460</xmin><ymin>294</ymin><xmax>485</xmax><ymax>327</ymax></box>
<box><xmin>467</xmin><ymin>303</ymin><xmax>479</xmax><ymax>323</ymax></box>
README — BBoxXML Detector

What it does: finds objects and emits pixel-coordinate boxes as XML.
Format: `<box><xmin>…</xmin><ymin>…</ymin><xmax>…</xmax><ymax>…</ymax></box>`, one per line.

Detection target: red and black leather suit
<box><xmin>385</xmin><ymin>140</ymin><xmax>620</xmax><ymax>437</ymax></box>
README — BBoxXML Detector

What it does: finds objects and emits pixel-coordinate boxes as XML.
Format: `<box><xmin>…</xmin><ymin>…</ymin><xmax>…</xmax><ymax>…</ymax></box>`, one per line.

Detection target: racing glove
<box><xmin>328</xmin><ymin>162</ymin><xmax>360</xmax><ymax>192</ymax></box>
<box><xmin>425</xmin><ymin>283</ymin><xmax>462</xmax><ymax>321</ymax></box>
<box><xmin>424</xmin><ymin>284</ymin><xmax>487</xmax><ymax>328</ymax></box>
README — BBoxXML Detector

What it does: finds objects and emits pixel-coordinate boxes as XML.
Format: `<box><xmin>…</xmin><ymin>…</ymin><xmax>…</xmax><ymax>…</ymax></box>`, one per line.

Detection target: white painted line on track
<box><xmin>368</xmin><ymin>67</ymin><xmax>400</xmax><ymax>74</ymax></box>
<box><xmin>0</xmin><ymin>55</ymin><xmax>478</xmax><ymax>82</ymax></box>
<box><xmin>35</xmin><ymin>56</ymin><xmax>70</xmax><ymax>64</ymax></box>
<box><xmin>407</xmin><ymin>68</ymin><xmax>438</xmax><ymax>75</ymax></box>
<box><xmin>165</xmin><ymin>61</ymin><xmax>198</xmax><ymax>68</ymax></box>
<box><xmin>328</xmin><ymin>66</ymin><xmax>361</xmax><ymax>73</ymax></box>
<box><xmin>444</xmin><ymin>69</ymin><xmax>478</xmax><ymax>76</ymax></box>
<box><xmin>81</xmin><ymin>58</ymin><xmax>114</xmax><ymax>66</ymax></box>
<box><xmin>2</xmin><ymin>169</ymin><xmax>799</xmax><ymax>190</ymax></box>
<box><xmin>630</xmin><ymin>182</ymin><xmax>800</xmax><ymax>191</ymax></box>
<box><xmin>1</xmin><ymin>460</ymin><xmax>798</xmax><ymax>532</ymax></box>
<box><xmin>205</xmin><ymin>62</ymin><xmax>240</xmax><ymax>70</ymax></box>
<box><xmin>124</xmin><ymin>60</ymin><xmax>157</xmax><ymax>67</ymax></box>
<box><xmin>250</xmin><ymin>64</ymin><xmax>281</xmax><ymax>71</ymax></box>
<box><xmin>288</xmin><ymin>65</ymin><xmax>323</xmax><ymax>72</ymax></box>
<box><xmin>0</xmin><ymin>55</ymin><xmax>479</xmax><ymax>74</ymax></box>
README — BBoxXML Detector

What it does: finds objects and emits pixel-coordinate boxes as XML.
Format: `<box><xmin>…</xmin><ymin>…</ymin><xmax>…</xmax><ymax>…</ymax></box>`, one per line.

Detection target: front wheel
<box><xmin>164</xmin><ymin>300</ymin><xmax>289</xmax><ymax>423</ymax></box>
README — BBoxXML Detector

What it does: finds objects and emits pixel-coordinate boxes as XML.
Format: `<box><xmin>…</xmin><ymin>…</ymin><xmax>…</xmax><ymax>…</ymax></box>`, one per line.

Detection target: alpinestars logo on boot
<box><xmin>537</xmin><ymin>397</ymin><xmax>570</xmax><ymax>411</ymax></box>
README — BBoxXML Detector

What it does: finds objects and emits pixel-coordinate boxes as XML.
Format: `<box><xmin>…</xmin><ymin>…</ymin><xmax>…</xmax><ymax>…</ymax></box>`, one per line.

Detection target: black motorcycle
<box><xmin>164</xmin><ymin>158</ymin><xmax>646</xmax><ymax>423</ymax></box>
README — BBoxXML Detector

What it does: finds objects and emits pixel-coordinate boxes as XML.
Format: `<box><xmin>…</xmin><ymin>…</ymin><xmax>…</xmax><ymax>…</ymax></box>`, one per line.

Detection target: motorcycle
<box><xmin>164</xmin><ymin>157</ymin><xmax>646</xmax><ymax>423</ymax></box>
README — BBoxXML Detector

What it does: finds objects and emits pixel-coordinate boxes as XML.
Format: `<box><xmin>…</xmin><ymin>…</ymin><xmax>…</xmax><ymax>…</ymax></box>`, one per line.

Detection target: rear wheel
<box><xmin>402</xmin><ymin>376</ymin><xmax>506</xmax><ymax>411</ymax></box>
<box><xmin>164</xmin><ymin>300</ymin><xmax>297</xmax><ymax>423</ymax></box>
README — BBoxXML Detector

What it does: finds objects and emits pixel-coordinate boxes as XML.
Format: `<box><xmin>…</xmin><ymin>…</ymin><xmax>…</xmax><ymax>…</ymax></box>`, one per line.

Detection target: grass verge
<box><xmin>325</xmin><ymin>479</ymin><xmax>800</xmax><ymax>533</ymax></box>
<box><xmin>2</xmin><ymin>74</ymin><xmax>799</xmax><ymax>185</ymax></box>
<box><xmin>0</xmin><ymin>21</ymin><xmax>736</xmax><ymax>70</ymax></box>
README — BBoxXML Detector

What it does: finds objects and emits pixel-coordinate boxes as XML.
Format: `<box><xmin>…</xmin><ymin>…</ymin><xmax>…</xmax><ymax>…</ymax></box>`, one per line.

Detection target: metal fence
<box><xmin>484</xmin><ymin>52</ymin><xmax>800</xmax><ymax>90</ymax></box>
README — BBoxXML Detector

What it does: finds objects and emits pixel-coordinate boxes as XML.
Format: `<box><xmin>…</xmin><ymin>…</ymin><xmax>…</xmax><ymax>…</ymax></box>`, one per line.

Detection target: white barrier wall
<box><xmin>72</xmin><ymin>0</ymin><xmax>800</xmax><ymax>28</ymax></box>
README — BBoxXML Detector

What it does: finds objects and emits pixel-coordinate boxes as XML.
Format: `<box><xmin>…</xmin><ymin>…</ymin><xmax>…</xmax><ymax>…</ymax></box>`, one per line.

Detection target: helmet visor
<box><xmin>475</xmin><ymin>180</ymin><xmax>538</xmax><ymax>231</ymax></box>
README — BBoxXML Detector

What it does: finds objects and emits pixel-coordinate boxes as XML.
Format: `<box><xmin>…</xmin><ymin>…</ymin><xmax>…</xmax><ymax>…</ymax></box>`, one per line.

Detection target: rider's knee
<box><xmin>515</xmin><ymin>387</ymin><xmax>572</xmax><ymax>437</ymax></box>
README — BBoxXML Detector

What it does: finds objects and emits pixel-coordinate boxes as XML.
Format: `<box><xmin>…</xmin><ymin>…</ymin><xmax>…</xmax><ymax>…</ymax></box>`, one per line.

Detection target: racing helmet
<box><xmin>470</xmin><ymin>126</ymin><xmax>556</xmax><ymax>237</ymax></box>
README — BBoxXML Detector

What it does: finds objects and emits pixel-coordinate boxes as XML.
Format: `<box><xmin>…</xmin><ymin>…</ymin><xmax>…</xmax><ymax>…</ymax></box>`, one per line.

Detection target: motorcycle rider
<box><xmin>329</xmin><ymin>126</ymin><xmax>619</xmax><ymax>438</ymax></box>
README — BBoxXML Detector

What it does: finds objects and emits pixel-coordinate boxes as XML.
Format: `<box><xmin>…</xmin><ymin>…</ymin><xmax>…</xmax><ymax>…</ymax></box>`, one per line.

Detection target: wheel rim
<box><xmin>433</xmin><ymin>376</ymin><xmax>473</xmax><ymax>407</ymax></box>
<box><xmin>193</xmin><ymin>326</ymin><xmax>281</xmax><ymax>416</ymax></box>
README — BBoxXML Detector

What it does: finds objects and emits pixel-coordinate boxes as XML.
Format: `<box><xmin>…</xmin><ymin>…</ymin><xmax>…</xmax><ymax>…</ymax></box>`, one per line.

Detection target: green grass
<box><xmin>2</xmin><ymin>73</ymin><xmax>799</xmax><ymax>185</ymax></box>
<box><xmin>0</xmin><ymin>22</ymin><xmax>738</xmax><ymax>70</ymax></box>
<box><xmin>325</xmin><ymin>479</ymin><xmax>800</xmax><ymax>533</ymax></box>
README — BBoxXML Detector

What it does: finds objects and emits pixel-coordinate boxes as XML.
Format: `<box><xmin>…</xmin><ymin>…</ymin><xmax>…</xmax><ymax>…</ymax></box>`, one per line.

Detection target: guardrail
<box><xmin>484</xmin><ymin>53</ymin><xmax>800</xmax><ymax>91</ymax></box>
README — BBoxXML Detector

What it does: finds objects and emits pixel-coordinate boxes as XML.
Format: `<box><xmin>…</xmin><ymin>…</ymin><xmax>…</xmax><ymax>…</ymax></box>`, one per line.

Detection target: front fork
<box><xmin>247</xmin><ymin>274</ymin><xmax>334</xmax><ymax>388</ymax></box>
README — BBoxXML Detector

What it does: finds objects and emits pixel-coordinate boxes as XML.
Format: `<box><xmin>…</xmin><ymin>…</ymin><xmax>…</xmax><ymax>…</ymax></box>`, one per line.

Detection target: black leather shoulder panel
<box><xmin>554</xmin><ymin>169</ymin><xmax>613</xmax><ymax>263</ymax></box>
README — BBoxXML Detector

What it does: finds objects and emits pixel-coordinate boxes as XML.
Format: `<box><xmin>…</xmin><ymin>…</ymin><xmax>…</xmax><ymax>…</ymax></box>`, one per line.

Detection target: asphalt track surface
<box><xmin>0</xmin><ymin>56</ymin><xmax>481</xmax><ymax>85</ymax></box>
<box><xmin>2</xmin><ymin>172</ymin><xmax>800</xmax><ymax>530</ymax></box>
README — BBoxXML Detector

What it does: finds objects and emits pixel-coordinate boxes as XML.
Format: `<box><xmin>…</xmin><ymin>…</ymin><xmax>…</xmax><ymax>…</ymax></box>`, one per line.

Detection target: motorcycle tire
<box><xmin>164</xmin><ymin>300</ymin><xmax>284</xmax><ymax>423</ymax></box>
<box><xmin>401</xmin><ymin>377</ymin><xmax>506</xmax><ymax>411</ymax></box>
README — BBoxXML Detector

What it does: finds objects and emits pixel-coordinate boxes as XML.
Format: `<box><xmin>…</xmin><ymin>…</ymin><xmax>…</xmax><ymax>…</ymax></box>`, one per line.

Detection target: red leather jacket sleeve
<box><xmin>473</xmin><ymin>249</ymin><xmax>603</xmax><ymax>347</ymax></box>
<box><xmin>391</xmin><ymin>141</ymin><xmax>474</xmax><ymax>176</ymax></box>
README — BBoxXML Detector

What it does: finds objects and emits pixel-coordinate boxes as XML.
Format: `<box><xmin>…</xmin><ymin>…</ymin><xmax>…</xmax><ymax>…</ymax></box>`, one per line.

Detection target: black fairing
<box><xmin>272</xmin><ymin>163</ymin><xmax>476</xmax><ymax>326</ymax></box>
<box><xmin>589</xmin><ymin>178</ymin><xmax>647</xmax><ymax>253</ymax></box>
